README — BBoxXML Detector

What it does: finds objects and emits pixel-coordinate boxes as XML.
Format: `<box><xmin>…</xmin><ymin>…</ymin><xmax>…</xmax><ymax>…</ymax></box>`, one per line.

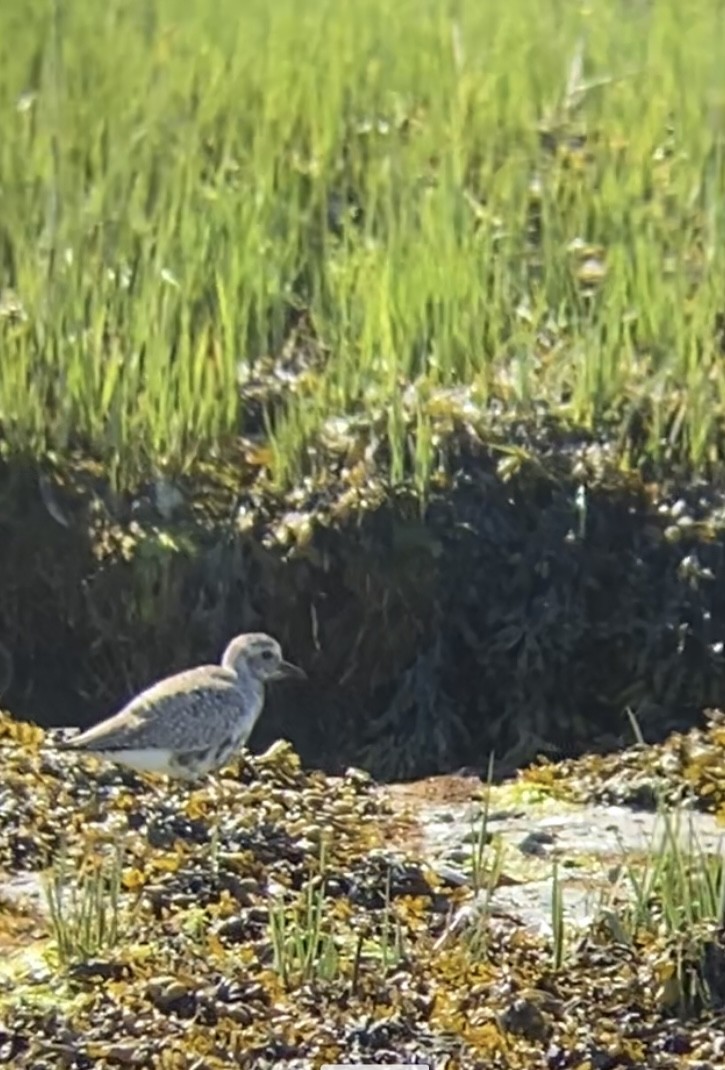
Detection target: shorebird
<box><xmin>64</xmin><ymin>633</ymin><xmax>306</xmax><ymax>781</ymax></box>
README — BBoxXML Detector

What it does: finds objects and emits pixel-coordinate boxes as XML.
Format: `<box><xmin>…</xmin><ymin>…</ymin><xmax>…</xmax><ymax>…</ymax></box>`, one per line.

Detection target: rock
<box><xmin>500</xmin><ymin>996</ymin><xmax>553</xmax><ymax>1042</ymax></box>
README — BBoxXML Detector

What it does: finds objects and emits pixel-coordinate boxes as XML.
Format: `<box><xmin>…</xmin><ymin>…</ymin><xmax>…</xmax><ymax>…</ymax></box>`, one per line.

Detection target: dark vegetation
<box><xmin>3</xmin><ymin>404</ymin><xmax>725</xmax><ymax>781</ymax></box>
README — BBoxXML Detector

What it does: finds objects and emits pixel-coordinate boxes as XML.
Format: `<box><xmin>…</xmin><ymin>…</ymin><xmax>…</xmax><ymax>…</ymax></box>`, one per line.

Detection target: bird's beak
<box><xmin>274</xmin><ymin>660</ymin><xmax>307</xmax><ymax>681</ymax></box>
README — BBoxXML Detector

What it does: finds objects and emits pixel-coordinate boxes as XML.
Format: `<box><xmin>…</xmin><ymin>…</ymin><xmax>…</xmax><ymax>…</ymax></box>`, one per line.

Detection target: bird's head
<box><xmin>221</xmin><ymin>632</ymin><xmax>306</xmax><ymax>684</ymax></box>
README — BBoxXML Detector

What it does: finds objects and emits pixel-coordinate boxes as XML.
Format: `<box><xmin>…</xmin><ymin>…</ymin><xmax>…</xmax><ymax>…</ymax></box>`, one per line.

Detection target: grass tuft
<box><xmin>42</xmin><ymin>843</ymin><xmax>126</xmax><ymax>967</ymax></box>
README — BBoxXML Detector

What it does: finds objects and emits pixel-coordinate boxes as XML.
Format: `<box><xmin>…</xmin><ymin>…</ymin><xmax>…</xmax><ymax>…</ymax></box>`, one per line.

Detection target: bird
<box><xmin>64</xmin><ymin>633</ymin><xmax>306</xmax><ymax>781</ymax></box>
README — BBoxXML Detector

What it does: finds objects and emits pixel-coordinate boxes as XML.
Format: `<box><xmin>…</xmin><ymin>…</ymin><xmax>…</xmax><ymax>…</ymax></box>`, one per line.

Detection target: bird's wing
<box><xmin>68</xmin><ymin>666</ymin><xmax>241</xmax><ymax>752</ymax></box>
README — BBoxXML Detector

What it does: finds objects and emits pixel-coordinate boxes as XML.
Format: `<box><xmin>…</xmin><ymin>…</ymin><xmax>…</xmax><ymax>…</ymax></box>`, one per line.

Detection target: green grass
<box><xmin>42</xmin><ymin>843</ymin><xmax>127</xmax><ymax>967</ymax></box>
<box><xmin>268</xmin><ymin>845</ymin><xmax>406</xmax><ymax>988</ymax></box>
<box><xmin>440</xmin><ymin>782</ymin><xmax>725</xmax><ymax>1013</ymax></box>
<box><xmin>2</xmin><ymin>0</ymin><xmax>725</xmax><ymax>490</ymax></box>
<box><xmin>596</xmin><ymin>809</ymin><xmax>725</xmax><ymax>1014</ymax></box>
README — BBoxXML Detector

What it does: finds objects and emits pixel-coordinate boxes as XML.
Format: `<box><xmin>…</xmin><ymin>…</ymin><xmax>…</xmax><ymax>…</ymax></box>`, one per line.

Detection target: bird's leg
<box><xmin>207</xmin><ymin>774</ymin><xmax>223</xmax><ymax>875</ymax></box>
<box><xmin>209</xmin><ymin>814</ymin><xmax>220</xmax><ymax>875</ymax></box>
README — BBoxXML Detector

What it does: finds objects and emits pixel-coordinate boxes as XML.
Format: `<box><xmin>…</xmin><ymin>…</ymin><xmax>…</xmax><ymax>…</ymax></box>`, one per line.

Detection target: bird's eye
<box><xmin>261</xmin><ymin>650</ymin><xmax>275</xmax><ymax>661</ymax></box>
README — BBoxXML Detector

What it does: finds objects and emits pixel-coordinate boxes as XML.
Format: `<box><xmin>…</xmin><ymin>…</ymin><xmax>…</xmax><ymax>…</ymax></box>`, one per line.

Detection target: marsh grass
<box><xmin>268</xmin><ymin>843</ymin><xmax>341</xmax><ymax>987</ymax></box>
<box><xmin>550</xmin><ymin>857</ymin><xmax>565</xmax><ymax>970</ymax></box>
<box><xmin>268</xmin><ymin>844</ymin><xmax>406</xmax><ymax>988</ymax></box>
<box><xmin>549</xmin><ymin>804</ymin><xmax>725</xmax><ymax>1007</ymax></box>
<box><xmin>470</xmin><ymin>753</ymin><xmax>496</xmax><ymax>894</ymax></box>
<box><xmin>42</xmin><ymin>843</ymin><xmax>127</xmax><ymax>966</ymax></box>
<box><xmin>269</xmin><ymin>883</ymin><xmax>341</xmax><ymax>987</ymax></box>
<box><xmin>1</xmin><ymin>0</ymin><xmax>725</xmax><ymax>489</ymax></box>
<box><xmin>595</xmin><ymin>808</ymin><xmax>725</xmax><ymax>1012</ymax></box>
<box><xmin>455</xmin><ymin>789</ymin><xmax>725</xmax><ymax>1013</ymax></box>
<box><xmin>603</xmin><ymin>808</ymin><xmax>725</xmax><ymax>937</ymax></box>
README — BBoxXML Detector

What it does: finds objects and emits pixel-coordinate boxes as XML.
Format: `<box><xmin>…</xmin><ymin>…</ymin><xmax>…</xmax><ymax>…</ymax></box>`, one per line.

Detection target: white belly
<box><xmin>90</xmin><ymin>747</ymin><xmax>182</xmax><ymax>778</ymax></box>
<box><xmin>87</xmin><ymin>732</ymin><xmax>246</xmax><ymax>780</ymax></box>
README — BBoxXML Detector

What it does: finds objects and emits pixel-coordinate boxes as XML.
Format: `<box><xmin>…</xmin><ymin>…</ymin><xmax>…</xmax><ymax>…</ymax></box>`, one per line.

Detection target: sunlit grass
<box><xmin>1</xmin><ymin>0</ymin><xmax>725</xmax><ymax>490</ymax></box>
<box><xmin>451</xmin><ymin>795</ymin><xmax>725</xmax><ymax>1012</ymax></box>
<box><xmin>42</xmin><ymin>843</ymin><xmax>128</xmax><ymax>967</ymax></box>
<box><xmin>268</xmin><ymin>843</ymin><xmax>406</xmax><ymax>989</ymax></box>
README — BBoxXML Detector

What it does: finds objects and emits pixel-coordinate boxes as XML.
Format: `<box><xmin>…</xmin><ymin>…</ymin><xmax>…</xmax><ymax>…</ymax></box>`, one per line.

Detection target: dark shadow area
<box><xmin>2</xmin><ymin>412</ymin><xmax>725</xmax><ymax>782</ymax></box>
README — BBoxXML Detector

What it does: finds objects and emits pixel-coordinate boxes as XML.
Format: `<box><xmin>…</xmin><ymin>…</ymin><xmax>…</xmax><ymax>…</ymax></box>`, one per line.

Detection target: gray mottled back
<box><xmin>69</xmin><ymin>663</ymin><xmax>264</xmax><ymax>754</ymax></box>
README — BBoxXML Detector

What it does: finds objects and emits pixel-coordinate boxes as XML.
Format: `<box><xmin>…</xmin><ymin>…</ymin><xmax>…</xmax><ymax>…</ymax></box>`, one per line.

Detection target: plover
<box><xmin>64</xmin><ymin>633</ymin><xmax>306</xmax><ymax>780</ymax></box>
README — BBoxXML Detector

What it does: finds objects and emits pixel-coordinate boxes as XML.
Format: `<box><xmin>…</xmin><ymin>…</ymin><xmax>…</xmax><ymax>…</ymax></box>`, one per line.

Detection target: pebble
<box><xmin>146</xmin><ymin>977</ymin><xmax>193</xmax><ymax>1013</ymax></box>
<box><xmin>500</xmin><ymin>996</ymin><xmax>552</xmax><ymax>1042</ymax></box>
<box><xmin>518</xmin><ymin>829</ymin><xmax>555</xmax><ymax>855</ymax></box>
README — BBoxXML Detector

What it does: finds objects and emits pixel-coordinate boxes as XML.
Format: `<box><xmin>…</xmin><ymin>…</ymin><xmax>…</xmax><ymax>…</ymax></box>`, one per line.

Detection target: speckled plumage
<box><xmin>66</xmin><ymin>633</ymin><xmax>305</xmax><ymax>779</ymax></box>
